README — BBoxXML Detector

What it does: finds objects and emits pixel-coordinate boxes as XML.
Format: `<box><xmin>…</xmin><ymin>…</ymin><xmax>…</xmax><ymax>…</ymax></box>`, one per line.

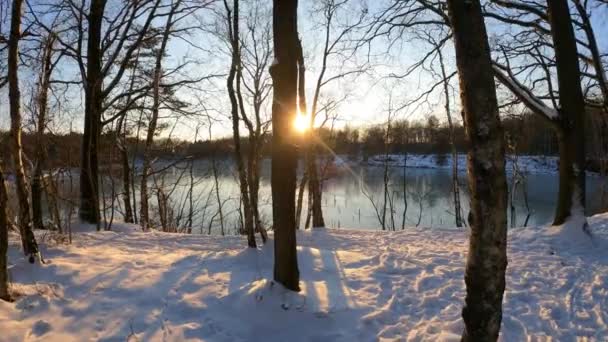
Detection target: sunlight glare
<box><xmin>294</xmin><ymin>113</ymin><xmax>309</xmax><ymax>133</ymax></box>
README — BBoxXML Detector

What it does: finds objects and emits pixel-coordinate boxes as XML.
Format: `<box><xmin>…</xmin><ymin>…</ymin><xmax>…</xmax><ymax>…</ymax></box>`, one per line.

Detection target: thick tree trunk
<box><xmin>79</xmin><ymin>0</ymin><xmax>105</xmax><ymax>225</ymax></box>
<box><xmin>547</xmin><ymin>0</ymin><xmax>587</xmax><ymax>225</ymax></box>
<box><xmin>8</xmin><ymin>0</ymin><xmax>39</xmax><ymax>258</ymax></box>
<box><xmin>554</xmin><ymin>129</ymin><xmax>578</xmax><ymax>224</ymax></box>
<box><xmin>0</xmin><ymin>162</ymin><xmax>10</xmax><ymax>301</ymax></box>
<box><xmin>446</xmin><ymin>0</ymin><xmax>508</xmax><ymax>340</ymax></box>
<box><xmin>271</xmin><ymin>0</ymin><xmax>300</xmax><ymax>292</ymax></box>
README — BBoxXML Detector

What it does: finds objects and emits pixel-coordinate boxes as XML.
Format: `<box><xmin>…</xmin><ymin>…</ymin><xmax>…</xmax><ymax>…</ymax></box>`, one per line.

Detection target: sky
<box><xmin>0</xmin><ymin>0</ymin><xmax>607</xmax><ymax>141</ymax></box>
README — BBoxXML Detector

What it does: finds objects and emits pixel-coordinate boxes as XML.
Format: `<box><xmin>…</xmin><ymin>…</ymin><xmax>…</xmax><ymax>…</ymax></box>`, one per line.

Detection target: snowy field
<box><xmin>1</xmin><ymin>215</ymin><xmax>608</xmax><ymax>341</ymax></box>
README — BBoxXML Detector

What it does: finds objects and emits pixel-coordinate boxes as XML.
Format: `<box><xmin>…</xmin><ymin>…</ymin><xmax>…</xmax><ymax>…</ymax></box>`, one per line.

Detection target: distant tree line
<box><xmin>3</xmin><ymin>105</ymin><xmax>604</xmax><ymax>170</ymax></box>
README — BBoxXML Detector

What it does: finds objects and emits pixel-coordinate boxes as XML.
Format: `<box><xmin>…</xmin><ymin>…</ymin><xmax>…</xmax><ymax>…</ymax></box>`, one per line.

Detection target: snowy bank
<box><xmin>364</xmin><ymin>154</ymin><xmax>565</xmax><ymax>174</ymax></box>
<box><xmin>1</xmin><ymin>216</ymin><xmax>608</xmax><ymax>341</ymax></box>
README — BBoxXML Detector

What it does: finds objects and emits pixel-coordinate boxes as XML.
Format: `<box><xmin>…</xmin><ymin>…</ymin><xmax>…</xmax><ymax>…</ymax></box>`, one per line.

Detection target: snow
<box><xmin>1</xmin><ymin>215</ymin><xmax>608</xmax><ymax>341</ymax></box>
<box><xmin>364</xmin><ymin>153</ymin><xmax>565</xmax><ymax>174</ymax></box>
<box><xmin>492</xmin><ymin>64</ymin><xmax>560</xmax><ymax>121</ymax></box>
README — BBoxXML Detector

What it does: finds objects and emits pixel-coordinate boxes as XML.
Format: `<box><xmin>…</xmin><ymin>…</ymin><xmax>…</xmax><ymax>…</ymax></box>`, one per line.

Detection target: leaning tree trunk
<box><xmin>446</xmin><ymin>0</ymin><xmax>508</xmax><ymax>340</ymax></box>
<box><xmin>0</xmin><ymin>162</ymin><xmax>10</xmax><ymax>301</ymax></box>
<box><xmin>8</xmin><ymin>0</ymin><xmax>39</xmax><ymax>258</ymax></box>
<box><xmin>548</xmin><ymin>0</ymin><xmax>587</xmax><ymax>226</ymax></box>
<box><xmin>79</xmin><ymin>0</ymin><xmax>106</xmax><ymax>225</ymax></box>
<box><xmin>271</xmin><ymin>0</ymin><xmax>300</xmax><ymax>292</ymax></box>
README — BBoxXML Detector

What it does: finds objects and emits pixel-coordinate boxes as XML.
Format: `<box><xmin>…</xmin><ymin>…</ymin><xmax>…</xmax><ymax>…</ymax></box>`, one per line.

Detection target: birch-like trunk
<box><xmin>8</xmin><ymin>0</ymin><xmax>39</xmax><ymax>258</ymax></box>
<box><xmin>447</xmin><ymin>0</ymin><xmax>508</xmax><ymax>340</ymax></box>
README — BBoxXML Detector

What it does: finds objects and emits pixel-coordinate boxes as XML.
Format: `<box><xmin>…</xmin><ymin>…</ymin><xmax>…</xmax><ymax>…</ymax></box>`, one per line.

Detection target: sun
<box><xmin>293</xmin><ymin>113</ymin><xmax>309</xmax><ymax>133</ymax></box>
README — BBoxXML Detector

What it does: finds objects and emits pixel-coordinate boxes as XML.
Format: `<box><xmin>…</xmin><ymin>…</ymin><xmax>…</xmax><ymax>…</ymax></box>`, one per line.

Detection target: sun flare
<box><xmin>294</xmin><ymin>114</ymin><xmax>309</xmax><ymax>133</ymax></box>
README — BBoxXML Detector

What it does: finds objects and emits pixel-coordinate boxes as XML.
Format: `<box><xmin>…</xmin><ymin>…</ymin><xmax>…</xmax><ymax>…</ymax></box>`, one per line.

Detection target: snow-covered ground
<box><xmin>1</xmin><ymin>215</ymin><xmax>608</xmax><ymax>341</ymax></box>
<box><xmin>364</xmin><ymin>154</ymin><xmax>562</xmax><ymax>174</ymax></box>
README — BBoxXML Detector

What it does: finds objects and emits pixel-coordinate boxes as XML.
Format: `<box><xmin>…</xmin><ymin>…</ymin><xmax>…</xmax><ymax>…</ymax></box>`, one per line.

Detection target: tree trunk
<box><xmin>32</xmin><ymin>34</ymin><xmax>55</xmax><ymax>231</ymax></box>
<box><xmin>295</xmin><ymin>171</ymin><xmax>308</xmax><ymax>229</ymax></box>
<box><xmin>8</xmin><ymin>0</ymin><xmax>39</xmax><ymax>259</ymax></box>
<box><xmin>225</xmin><ymin>0</ymin><xmax>256</xmax><ymax>247</ymax></box>
<box><xmin>79</xmin><ymin>0</ymin><xmax>106</xmax><ymax>225</ymax></box>
<box><xmin>140</xmin><ymin>0</ymin><xmax>177</xmax><ymax>231</ymax></box>
<box><xmin>438</xmin><ymin>48</ymin><xmax>463</xmax><ymax>227</ymax></box>
<box><xmin>294</xmin><ymin>38</ymin><xmax>309</xmax><ymax>230</ymax></box>
<box><xmin>118</xmin><ymin>116</ymin><xmax>134</xmax><ymax>223</ymax></box>
<box><xmin>271</xmin><ymin>0</ymin><xmax>300</xmax><ymax>292</ymax></box>
<box><xmin>0</xmin><ymin>162</ymin><xmax>10</xmax><ymax>301</ymax></box>
<box><xmin>446</xmin><ymin>0</ymin><xmax>508</xmax><ymax>340</ymax></box>
<box><xmin>553</xmin><ymin>128</ymin><xmax>577</xmax><ymax>224</ymax></box>
<box><xmin>308</xmin><ymin>155</ymin><xmax>325</xmax><ymax>228</ymax></box>
<box><xmin>547</xmin><ymin>0</ymin><xmax>587</xmax><ymax>225</ymax></box>
<box><xmin>251</xmin><ymin>157</ymin><xmax>268</xmax><ymax>242</ymax></box>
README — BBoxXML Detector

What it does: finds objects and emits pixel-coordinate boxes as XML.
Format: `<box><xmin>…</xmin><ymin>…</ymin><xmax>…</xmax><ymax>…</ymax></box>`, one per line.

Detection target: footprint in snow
<box><xmin>30</xmin><ymin>320</ymin><xmax>52</xmax><ymax>337</ymax></box>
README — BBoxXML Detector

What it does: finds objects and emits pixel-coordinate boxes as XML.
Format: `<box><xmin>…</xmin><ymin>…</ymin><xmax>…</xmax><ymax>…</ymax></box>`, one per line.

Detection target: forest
<box><xmin>0</xmin><ymin>0</ymin><xmax>607</xmax><ymax>340</ymax></box>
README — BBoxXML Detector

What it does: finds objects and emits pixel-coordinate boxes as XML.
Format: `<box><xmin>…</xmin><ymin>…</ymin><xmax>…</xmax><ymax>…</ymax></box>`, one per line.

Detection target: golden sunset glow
<box><xmin>293</xmin><ymin>113</ymin><xmax>309</xmax><ymax>133</ymax></box>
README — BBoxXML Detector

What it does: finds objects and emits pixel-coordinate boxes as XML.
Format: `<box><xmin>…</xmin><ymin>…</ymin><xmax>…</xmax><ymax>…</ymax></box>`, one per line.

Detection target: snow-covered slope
<box><xmin>1</xmin><ymin>215</ymin><xmax>607</xmax><ymax>341</ymax></box>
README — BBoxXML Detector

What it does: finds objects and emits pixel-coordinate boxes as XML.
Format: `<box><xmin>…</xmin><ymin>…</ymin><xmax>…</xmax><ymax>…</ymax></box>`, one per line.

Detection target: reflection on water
<box><xmin>44</xmin><ymin>158</ymin><xmax>607</xmax><ymax>234</ymax></box>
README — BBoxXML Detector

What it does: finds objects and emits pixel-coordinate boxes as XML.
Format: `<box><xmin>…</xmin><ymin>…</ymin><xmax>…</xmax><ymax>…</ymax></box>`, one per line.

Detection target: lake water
<box><xmin>94</xmin><ymin>158</ymin><xmax>605</xmax><ymax>234</ymax></box>
<box><xmin>42</xmin><ymin>157</ymin><xmax>607</xmax><ymax>234</ymax></box>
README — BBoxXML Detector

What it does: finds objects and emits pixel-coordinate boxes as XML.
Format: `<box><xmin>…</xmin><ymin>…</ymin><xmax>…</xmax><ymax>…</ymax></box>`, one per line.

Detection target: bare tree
<box><xmin>295</xmin><ymin>0</ymin><xmax>367</xmax><ymax>229</ymax></box>
<box><xmin>29</xmin><ymin>0</ymin><xmax>166</xmax><ymax>224</ymax></box>
<box><xmin>489</xmin><ymin>0</ymin><xmax>591</xmax><ymax>227</ymax></box>
<box><xmin>140</xmin><ymin>0</ymin><xmax>181</xmax><ymax>231</ymax></box>
<box><xmin>238</xmin><ymin>2</ymin><xmax>271</xmax><ymax>242</ymax></box>
<box><xmin>223</xmin><ymin>0</ymin><xmax>256</xmax><ymax>247</ymax></box>
<box><xmin>436</xmin><ymin>40</ymin><xmax>463</xmax><ymax>228</ymax></box>
<box><xmin>31</xmin><ymin>32</ymin><xmax>58</xmax><ymax>231</ymax></box>
<box><xmin>271</xmin><ymin>0</ymin><xmax>300</xmax><ymax>292</ymax></box>
<box><xmin>446</xmin><ymin>0</ymin><xmax>508</xmax><ymax>340</ymax></box>
<box><xmin>546</xmin><ymin>0</ymin><xmax>588</xmax><ymax>226</ymax></box>
<box><xmin>8</xmin><ymin>0</ymin><xmax>39</xmax><ymax>260</ymax></box>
